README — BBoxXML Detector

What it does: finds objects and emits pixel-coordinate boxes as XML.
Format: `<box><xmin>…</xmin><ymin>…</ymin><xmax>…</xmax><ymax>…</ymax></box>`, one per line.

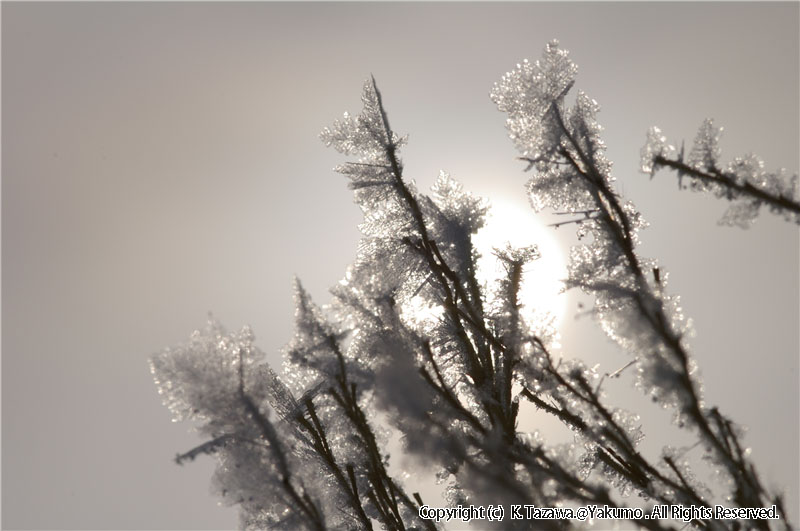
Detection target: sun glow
<box><xmin>472</xmin><ymin>199</ymin><xmax>568</xmax><ymax>328</ymax></box>
<box><xmin>398</xmin><ymin>199</ymin><xmax>568</xmax><ymax>333</ymax></box>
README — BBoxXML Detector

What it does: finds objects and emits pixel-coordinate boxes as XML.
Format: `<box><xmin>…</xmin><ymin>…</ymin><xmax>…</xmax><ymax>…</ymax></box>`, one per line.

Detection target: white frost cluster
<box><xmin>640</xmin><ymin>126</ymin><xmax>675</xmax><ymax>176</ymax></box>
<box><xmin>491</xmin><ymin>40</ymin><xmax>578</xmax><ymax>162</ymax></box>
<box><xmin>320</xmin><ymin>79</ymin><xmax>406</xmax><ymax>163</ymax></box>
<box><xmin>151</xmin><ymin>320</ymin><xmax>260</xmax><ymax>425</ymax></box>
<box><xmin>151</xmin><ymin>321</ymin><xmax>329</xmax><ymax>529</ymax></box>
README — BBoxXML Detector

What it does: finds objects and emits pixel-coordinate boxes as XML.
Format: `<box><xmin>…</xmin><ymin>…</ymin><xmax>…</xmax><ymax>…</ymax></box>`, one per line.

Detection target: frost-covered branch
<box><xmin>641</xmin><ymin>120</ymin><xmax>800</xmax><ymax>227</ymax></box>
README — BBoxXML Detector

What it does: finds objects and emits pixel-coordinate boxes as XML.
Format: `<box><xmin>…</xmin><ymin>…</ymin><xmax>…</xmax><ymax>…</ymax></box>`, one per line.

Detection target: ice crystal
<box><xmin>640</xmin><ymin>126</ymin><xmax>676</xmax><ymax>176</ymax></box>
<box><xmin>320</xmin><ymin>79</ymin><xmax>406</xmax><ymax>163</ymax></box>
<box><xmin>491</xmin><ymin>41</ymin><xmax>578</xmax><ymax>165</ymax></box>
<box><xmin>429</xmin><ymin>171</ymin><xmax>488</xmax><ymax>237</ymax></box>
<box><xmin>688</xmin><ymin>119</ymin><xmax>723</xmax><ymax>176</ymax></box>
<box><xmin>150</xmin><ymin>320</ymin><xmax>261</xmax><ymax>426</ymax></box>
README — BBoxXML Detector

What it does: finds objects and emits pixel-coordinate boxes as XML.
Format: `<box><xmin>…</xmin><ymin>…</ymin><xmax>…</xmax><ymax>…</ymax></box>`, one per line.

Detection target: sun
<box><xmin>472</xmin><ymin>199</ymin><xmax>568</xmax><ymax>328</ymax></box>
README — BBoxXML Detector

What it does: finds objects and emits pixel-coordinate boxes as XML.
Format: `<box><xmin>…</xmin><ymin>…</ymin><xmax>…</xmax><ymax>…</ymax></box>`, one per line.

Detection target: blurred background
<box><xmin>3</xmin><ymin>3</ymin><xmax>797</xmax><ymax>529</ymax></box>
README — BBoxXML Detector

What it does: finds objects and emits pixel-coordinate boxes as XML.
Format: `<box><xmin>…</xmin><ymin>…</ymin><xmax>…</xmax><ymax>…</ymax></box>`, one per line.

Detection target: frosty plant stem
<box><xmin>652</xmin><ymin>155</ymin><xmax>800</xmax><ymax>218</ymax></box>
<box><xmin>642</xmin><ymin>120</ymin><xmax>800</xmax><ymax>227</ymax></box>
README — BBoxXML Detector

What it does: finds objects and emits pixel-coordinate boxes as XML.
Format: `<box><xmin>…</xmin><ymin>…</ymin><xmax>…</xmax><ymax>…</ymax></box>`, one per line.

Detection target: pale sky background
<box><xmin>2</xmin><ymin>2</ymin><xmax>798</xmax><ymax>530</ymax></box>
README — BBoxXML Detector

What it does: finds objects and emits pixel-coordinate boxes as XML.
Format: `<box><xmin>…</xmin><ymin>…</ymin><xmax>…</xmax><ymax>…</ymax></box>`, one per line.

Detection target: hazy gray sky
<box><xmin>3</xmin><ymin>2</ymin><xmax>798</xmax><ymax>529</ymax></box>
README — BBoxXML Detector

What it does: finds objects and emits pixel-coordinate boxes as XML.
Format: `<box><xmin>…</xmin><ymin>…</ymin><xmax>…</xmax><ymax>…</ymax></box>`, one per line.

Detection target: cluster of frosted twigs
<box><xmin>152</xmin><ymin>42</ymin><xmax>793</xmax><ymax>530</ymax></box>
